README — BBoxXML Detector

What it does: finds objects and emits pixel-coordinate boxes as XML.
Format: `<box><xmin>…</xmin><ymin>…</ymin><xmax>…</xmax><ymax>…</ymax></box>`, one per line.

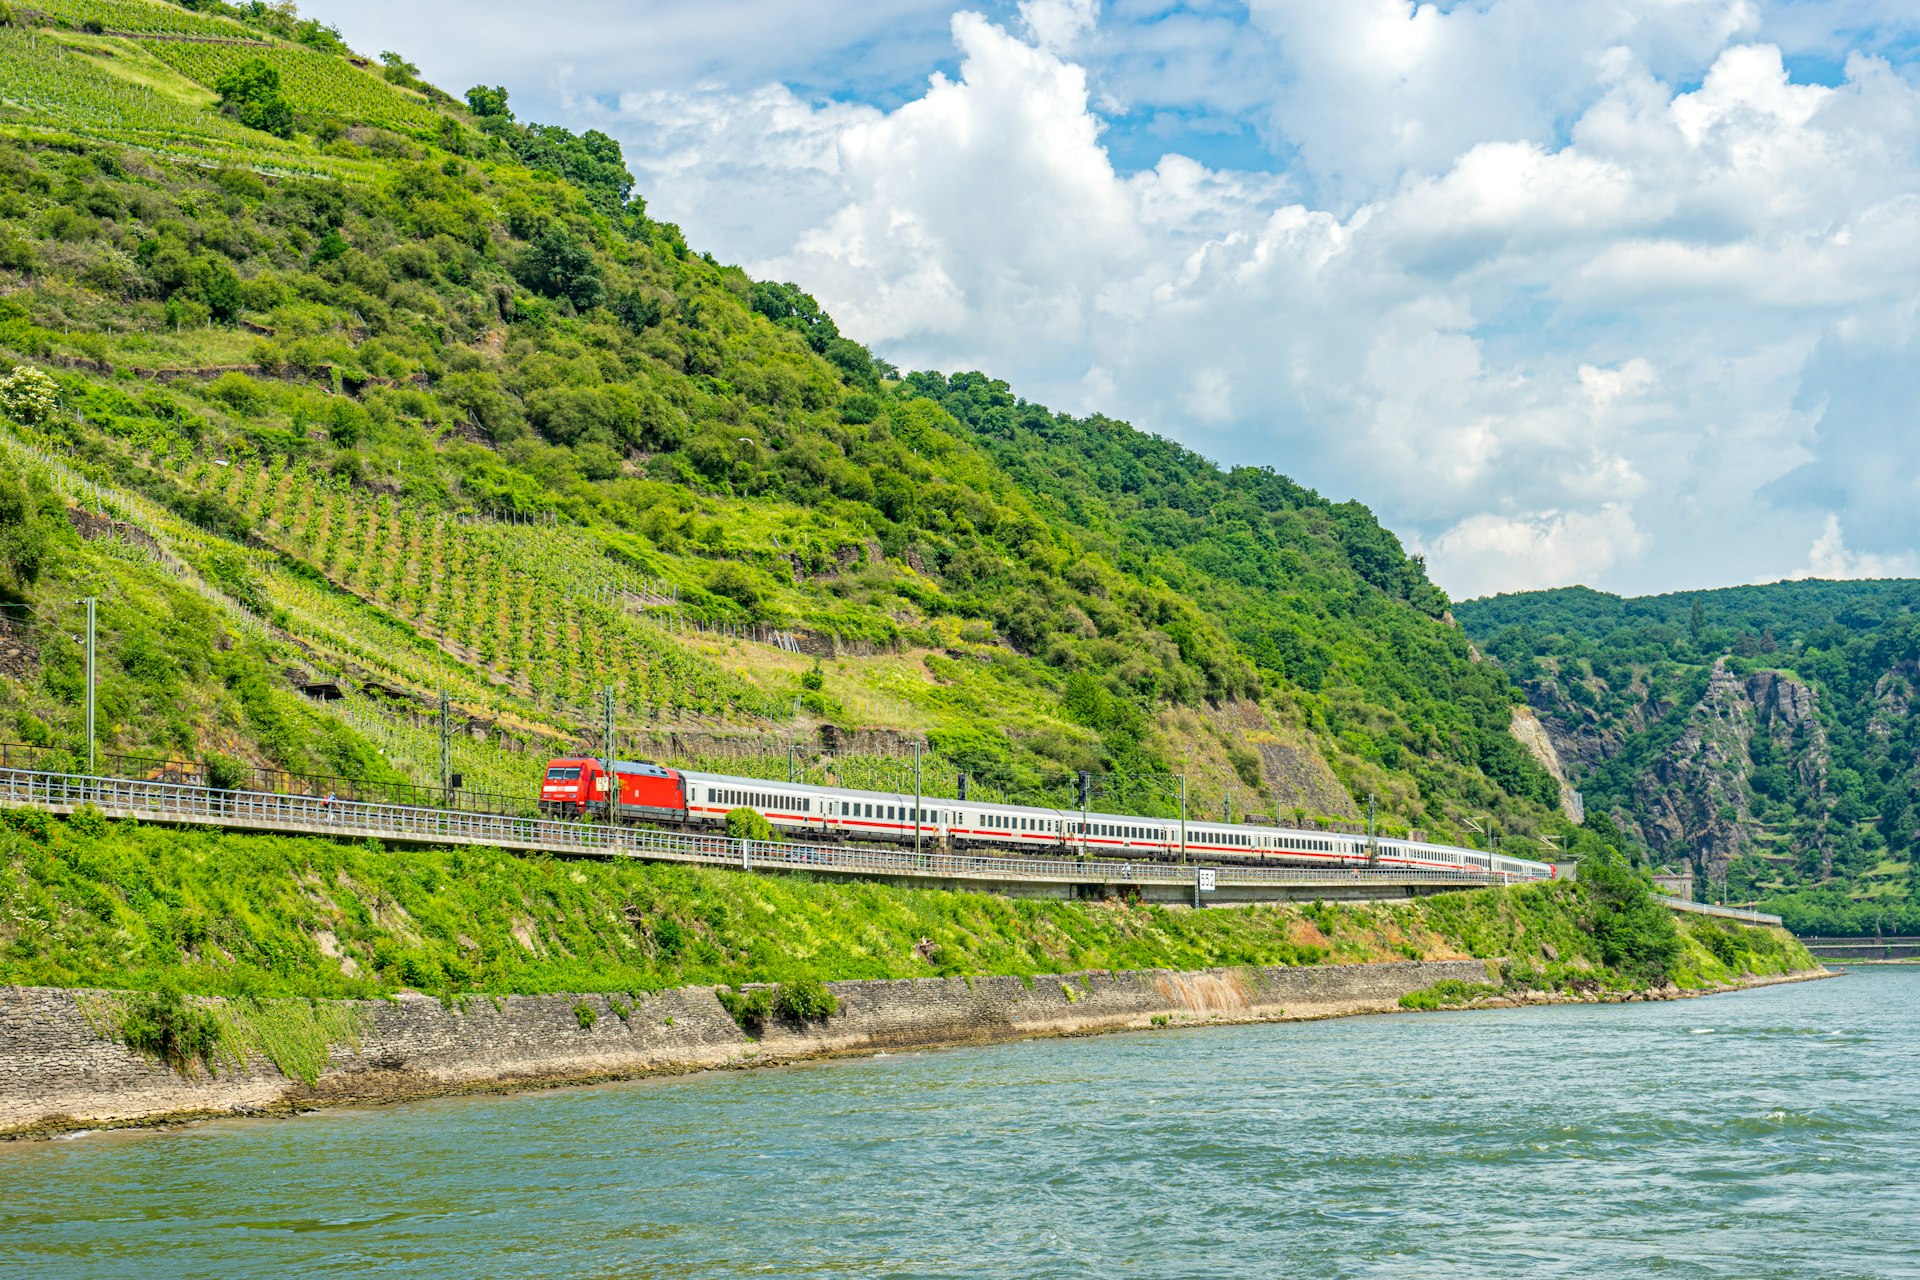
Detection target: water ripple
<box><xmin>1</xmin><ymin>969</ymin><xmax>1916</xmax><ymax>1278</ymax></box>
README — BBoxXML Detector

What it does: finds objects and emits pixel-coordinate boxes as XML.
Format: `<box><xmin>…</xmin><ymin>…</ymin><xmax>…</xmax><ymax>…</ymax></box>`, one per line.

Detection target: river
<box><xmin>1</xmin><ymin>968</ymin><xmax>1913</xmax><ymax>1278</ymax></box>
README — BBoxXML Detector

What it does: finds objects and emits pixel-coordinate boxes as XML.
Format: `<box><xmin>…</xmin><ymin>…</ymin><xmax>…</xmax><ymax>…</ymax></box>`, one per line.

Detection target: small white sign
<box><xmin>1198</xmin><ymin>868</ymin><xmax>1217</xmax><ymax>893</ymax></box>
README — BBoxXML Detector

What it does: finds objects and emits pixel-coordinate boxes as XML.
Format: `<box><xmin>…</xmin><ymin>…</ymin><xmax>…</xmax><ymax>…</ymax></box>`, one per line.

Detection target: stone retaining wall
<box><xmin>0</xmin><ymin>960</ymin><xmax>1495</xmax><ymax>1137</ymax></box>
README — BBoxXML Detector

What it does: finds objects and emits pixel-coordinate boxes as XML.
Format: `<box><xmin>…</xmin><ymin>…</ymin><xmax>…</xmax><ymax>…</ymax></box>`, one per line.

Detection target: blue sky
<box><xmin>310</xmin><ymin>0</ymin><xmax>1920</xmax><ymax>598</ymax></box>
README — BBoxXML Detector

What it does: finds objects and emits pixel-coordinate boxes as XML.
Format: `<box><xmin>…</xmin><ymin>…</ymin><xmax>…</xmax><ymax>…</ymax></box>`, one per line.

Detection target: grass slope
<box><xmin>0</xmin><ymin>808</ymin><xmax>1813</xmax><ymax>1000</ymax></box>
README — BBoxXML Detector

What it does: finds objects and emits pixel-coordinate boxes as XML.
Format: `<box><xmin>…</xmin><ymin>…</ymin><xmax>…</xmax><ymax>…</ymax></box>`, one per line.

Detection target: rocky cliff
<box><xmin>1518</xmin><ymin>659</ymin><xmax>1833</xmax><ymax>885</ymax></box>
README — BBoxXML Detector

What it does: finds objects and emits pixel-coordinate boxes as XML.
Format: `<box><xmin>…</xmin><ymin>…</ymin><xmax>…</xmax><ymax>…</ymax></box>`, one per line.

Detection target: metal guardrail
<box><xmin>1661</xmin><ymin>897</ymin><xmax>1784</xmax><ymax>927</ymax></box>
<box><xmin>0</xmin><ymin>767</ymin><xmax>1536</xmax><ymax>894</ymax></box>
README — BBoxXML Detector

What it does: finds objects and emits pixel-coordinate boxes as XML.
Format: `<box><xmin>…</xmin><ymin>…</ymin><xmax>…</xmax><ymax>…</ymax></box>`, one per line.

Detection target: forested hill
<box><xmin>1457</xmin><ymin>580</ymin><xmax>1920</xmax><ymax>932</ymax></box>
<box><xmin>0</xmin><ymin>0</ymin><xmax>1593</xmax><ymax>856</ymax></box>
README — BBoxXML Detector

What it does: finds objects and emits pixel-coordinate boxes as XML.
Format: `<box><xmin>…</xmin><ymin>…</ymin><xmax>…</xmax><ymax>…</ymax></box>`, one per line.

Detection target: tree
<box><xmin>214</xmin><ymin>59</ymin><xmax>294</xmax><ymax>139</ymax></box>
<box><xmin>0</xmin><ymin>365</ymin><xmax>58</xmax><ymax>426</ymax></box>
<box><xmin>0</xmin><ymin>462</ymin><xmax>50</xmax><ymax>600</ymax></box>
<box><xmin>378</xmin><ymin>51</ymin><xmax>421</xmax><ymax>87</ymax></box>
<box><xmin>1579</xmin><ymin>850</ymin><xmax>1683</xmax><ymax>986</ymax></box>
<box><xmin>750</xmin><ymin>280</ymin><xmax>838</xmax><ymax>352</ymax></box>
<box><xmin>465</xmin><ymin>84</ymin><xmax>512</xmax><ymax>119</ymax></box>
<box><xmin>515</xmin><ymin>225</ymin><xmax>604</xmax><ymax>310</ymax></box>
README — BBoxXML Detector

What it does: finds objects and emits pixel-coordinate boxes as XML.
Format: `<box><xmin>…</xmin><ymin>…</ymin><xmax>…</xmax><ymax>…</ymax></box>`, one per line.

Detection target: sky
<box><xmin>307</xmin><ymin>0</ymin><xmax>1920</xmax><ymax>600</ymax></box>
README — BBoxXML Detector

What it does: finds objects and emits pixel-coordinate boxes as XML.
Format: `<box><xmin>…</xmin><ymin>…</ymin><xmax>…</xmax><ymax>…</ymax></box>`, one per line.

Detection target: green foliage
<box><xmin>150</xmin><ymin>40</ymin><xmax>440</xmax><ymax>134</ymax></box>
<box><xmin>208</xmin><ymin>995</ymin><xmax>366</xmax><ymax>1084</ymax></box>
<box><xmin>572</xmin><ymin>999</ymin><xmax>597</xmax><ymax>1029</ymax></box>
<box><xmin>0</xmin><ymin>814</ymin><xmax>1657</xmax><ymax>1000</ymax></box>
<box><xmin>213</xmin><ymin>57</ymin><xmax>294</xmax><ymax>139</ymax></box>
<box><xmin>725</xmin><ymin>806</ymin><xmax>777</xmax><ymax>842</ymax></box>
<box><xmin>719</xmin><ymin>978</ymin><xmax>838</xmax><ymax>1031</ymax></box>
<box><xmin>1398</xmin><ymin>979</ymin><xmax>1501</xmax><ymax>1010</ymax></box>
<box><xmin>465</xmin><ymin>85</ymin><xmax>511</xmax><ymax>119</ymax></box>
<box><xmin>773</xmin><ymin>976</ymin><xmax>837</xmax><ymax>1021</ymax></box>
<box><xmin>716</xmin><ymin>984</ymin><xmax>775</xmax><ymax>1032</ymax></box>
<box><xmin>1578</xmin><ymin>852</ymin><xmax>1683</xmax><ymax>987</ymax></box>
<box><xmin>0</xmin><ymin>459</ymin><xmax>52</xmax><ymax>594</ymax></box>
<box><xmin>204</xmin><ymin>753</ymin><xmax>248</xmax><ymax>790</ymax></box>
<box><xmin>115</xmin><ymin>985</ymin><xmax>221</xmax><ymax>1074</ymax></box>
<box><xmin>0</xmin><ymin>13</ymin><xmax>1575</xmax><ymax>866</ymax></box>
<box><xmin>1458</xmin><ymin>580</ymin><xmax>1920</xmax><ymax>929</ymax></box>
<box><xmin>31</xmin><ymin>0</ymin><xmax>249</xmax><ymax>38</ymax></box>
<box><xmin>0</xmin><ymin>366</ymin><xmax>58</xmax><ymax>426</ymax></box>
<box><xmin>515</xmin><ymin>225</ymin><xmax>605</xmax><ymax>309</ymax></box>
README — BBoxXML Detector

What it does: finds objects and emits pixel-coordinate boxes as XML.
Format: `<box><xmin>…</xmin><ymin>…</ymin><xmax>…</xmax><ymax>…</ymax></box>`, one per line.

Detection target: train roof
<box><xmin>558</xmin><ymin>760</ymin><xmax>1553</xmax><ymax>872</ymax></box>
<box><xmin>551</xmin><ymin>757</ymin><xmax>678</xmax><ymax>779</ymax></box>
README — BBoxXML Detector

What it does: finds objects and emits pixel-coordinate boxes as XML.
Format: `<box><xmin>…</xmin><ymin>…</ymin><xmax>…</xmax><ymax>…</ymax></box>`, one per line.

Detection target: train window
<box><xmin>545</xmin><ymin>767</ymin><xmax>582</xmax><ymax>781</ymax></box>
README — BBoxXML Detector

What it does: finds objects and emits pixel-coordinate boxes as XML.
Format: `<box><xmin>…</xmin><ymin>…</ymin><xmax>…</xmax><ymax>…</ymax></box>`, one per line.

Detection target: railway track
<box><xmin>0</xmin><ymin>767</ymin><xmax>1532</xmax><ymax>905</ymax></box>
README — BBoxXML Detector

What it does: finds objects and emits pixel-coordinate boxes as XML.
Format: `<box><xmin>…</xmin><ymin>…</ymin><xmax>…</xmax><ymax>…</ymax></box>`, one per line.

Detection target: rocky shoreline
<box><xmin>0</xmin><ymin>960</ymin><xmax>1828</xmax><ymax>1139</ymax></box>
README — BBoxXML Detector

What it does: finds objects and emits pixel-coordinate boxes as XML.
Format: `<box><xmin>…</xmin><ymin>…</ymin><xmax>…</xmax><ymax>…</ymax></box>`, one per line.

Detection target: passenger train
<box><xmin>538</xmin><ymin>756</ymin><xmax>1555</xmax><ymax>880</ymax></box>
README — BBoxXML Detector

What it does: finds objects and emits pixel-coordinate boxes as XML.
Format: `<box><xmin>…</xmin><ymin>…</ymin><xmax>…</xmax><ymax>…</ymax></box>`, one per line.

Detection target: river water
<box><xmin>2</xmin><ymin>967</ymin><xmax>1915</xmax><ymax>1278</ymax></box>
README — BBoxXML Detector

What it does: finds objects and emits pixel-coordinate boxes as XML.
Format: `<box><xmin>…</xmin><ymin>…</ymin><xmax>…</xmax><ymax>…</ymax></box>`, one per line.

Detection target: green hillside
<box><xmin>0</xmin><ymin>0</ymin><xmax>1588</xmax><ymax>859</ymax></box>
<box><xmin>1458</xmin><ymin>581</ymin><xmax>1920</xmax><ymax>932</ymax></box>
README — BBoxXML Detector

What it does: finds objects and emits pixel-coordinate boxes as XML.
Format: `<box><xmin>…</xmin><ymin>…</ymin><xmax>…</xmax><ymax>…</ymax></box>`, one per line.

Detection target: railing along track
<box><xmin>0</xmin><ymin>767</ymin><xmax>1537</xmax><ymax>895</ymax></box>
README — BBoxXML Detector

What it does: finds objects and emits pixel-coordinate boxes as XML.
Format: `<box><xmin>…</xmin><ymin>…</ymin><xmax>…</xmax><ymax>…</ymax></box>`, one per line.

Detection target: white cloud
<box><xmin>316</xmin><ymin>0</ymin><xmax>1920</xmax><ymax>598</ymax></box>
<box><xmin>1784</xmin><ymin>515</ymin><xmax>1920</xmax><ymax>580</ymax></box>
<box><xmin>646</xmin><ymin>12</ymin><xmax>1920</xmax><ymax>597</ymax></box>
<box><xmin>1424</xmin><ymin>504</ymin><xmax>1652</xmax><ymax>599</ymax></box>
<box><xmin>1018</xmin><ymin>0</ymin><xmax>1096</xmax><ymax>53</ymax></box>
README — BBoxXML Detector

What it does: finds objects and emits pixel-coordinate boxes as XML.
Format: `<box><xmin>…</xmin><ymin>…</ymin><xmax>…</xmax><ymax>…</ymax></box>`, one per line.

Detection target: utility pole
<box><xmin>439</xmin><ymin>687</ymin><xmax>451</xmax><ymax>805</ymax></box>
<box><xmin>83</xmin><ymin>596</ymin><xmax>96</xmax><ymax>775</ymax></box>
<box><xmin>787</xmin><ymin>742</ymin><xmax>796</xmax><ymax>784</ymax></box>
<box><xmin>912</xmin><ymin>741</ymin><xmax>923</xmax><ymax>858</ymax></box>
<box><xmin>1223</xmin><ymin>790</ymin><xmax>1232</xmax><ymax>824</ymax></box>
<box><xmin>1078</xmin><ymin>770</ymin><xmax>1090</xmax><ymax>857</ymax></box>
<box><xmin>602</xmin><ymin>686</ymin><xmax>617</xmax><ymax>825</ymax></box>
<box><xmin>1366</xmin><ymin>793</ymin><xmax>1378</xmax><ymax>864</ymax></box>
<box><xmin>1178</xmin><ymin>772</ymin><xmax>1188</xmax><ymax>865</ymax></box>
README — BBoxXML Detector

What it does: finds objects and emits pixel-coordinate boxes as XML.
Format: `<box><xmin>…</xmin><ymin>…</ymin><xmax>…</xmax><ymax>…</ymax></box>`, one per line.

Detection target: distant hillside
<box><xmin>0</xmin><ymin>0</ymin><xmax>1594</xmax><ymax>858</ymax></box>
<box><xmin>1457</xmin><ymin>580</ymin><xmax>1920</xmax><ymax>931</ymax></box>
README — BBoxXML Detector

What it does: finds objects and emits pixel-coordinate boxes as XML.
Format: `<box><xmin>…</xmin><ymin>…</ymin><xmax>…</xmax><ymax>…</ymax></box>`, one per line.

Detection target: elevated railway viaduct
<box><xmin>0</xmin><ymin>767</ymin><xmax>1782</xmax><ymax>922</ymax></box>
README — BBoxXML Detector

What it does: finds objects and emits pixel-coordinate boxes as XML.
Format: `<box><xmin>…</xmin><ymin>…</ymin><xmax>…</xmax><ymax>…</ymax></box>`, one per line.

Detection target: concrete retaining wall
<box><xmin>0</xmin><ymin>959</ymin><xmax>1494</xmax><ymax>1137</ymax></box>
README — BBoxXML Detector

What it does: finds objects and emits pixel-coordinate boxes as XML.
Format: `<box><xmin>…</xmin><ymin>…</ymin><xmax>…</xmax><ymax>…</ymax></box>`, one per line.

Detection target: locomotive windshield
<box><xmin>545</xmin><ymin>767</ymin><xmax>582</xmax><ymax>781</ymax></box>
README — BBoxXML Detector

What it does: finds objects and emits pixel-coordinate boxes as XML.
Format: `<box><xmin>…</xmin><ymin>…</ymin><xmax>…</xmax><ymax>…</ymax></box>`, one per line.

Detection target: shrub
<box><xmin>0</xmin><ymin>365</ymin><xmax>58</xmax><ymax>425</ymax></box>
<box><xmin>0</xmin><ymin>805</ymin><xmax>50</xmax><ymax>840</ymax></box>
<box><xmin>515</xmin><ymin>226</ymin><xmax>604</xmax><ymax>310</ymax></box>
<box><xmin>1399</xmin><ymin>980</ymin><xmax>1501</xmax><ymax>1010</ymax></box>
<box><xmin>119</xmin><ymin>987</ymin><xmax>222</xmax><ymax>1075</ymax></box>
<box><xmin>214</xmin><ymin>59</ymin><xmax>294</xmax><ymax>139</ymax></box>
<box><xmin>1700</xmin><ymin>924</ymin><xmax>1743</xmax><ymax>967</ymax></box>
<box><xmin>205</xmin><ymin>753</ymin><xmax>250</xmax><ymax>791</ymax></box>
<box><xmin>1579</xmin><ymin>852</ymin><xmax>1683</xmax><ymax>987</ymax></box>
<box><xmin>716</xmin><ymin>985</ymin><xmax>774</xmax><ymax>1032</ymax></box>
<box><xmin>773</xmin><ymin>977</ymin><xmax>837</xmax><ymax>1021</ymax></box>
<box><xmin>572</xmin><ymin>999</ymin><xmax>597</xmax><ymax>1030</ymax></box>
<box><xmin>725</xmin><ymin>806</ymin><xmax>776</xmax><ymax>842</ymax></box>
